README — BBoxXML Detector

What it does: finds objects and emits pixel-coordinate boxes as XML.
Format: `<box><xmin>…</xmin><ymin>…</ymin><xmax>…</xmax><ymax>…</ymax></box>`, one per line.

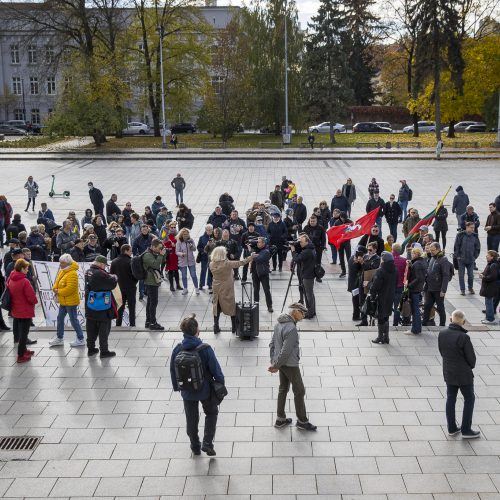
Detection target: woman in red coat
<box><xmin>7</xmin><ymin>259</ymin><xmax>38</xmax><ymax>363</ymax></box>
<box><xmin>163</xmin><ymin>221</ymin><xmax>182</xmax><ymax>292</ymax></box>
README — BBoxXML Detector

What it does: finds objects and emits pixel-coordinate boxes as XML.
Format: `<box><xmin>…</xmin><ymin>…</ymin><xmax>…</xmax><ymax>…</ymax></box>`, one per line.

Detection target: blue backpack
<box><xmin>86</xmin><ymin>291</ymin><xmax>112</xmax><ymax>311</ymax></box>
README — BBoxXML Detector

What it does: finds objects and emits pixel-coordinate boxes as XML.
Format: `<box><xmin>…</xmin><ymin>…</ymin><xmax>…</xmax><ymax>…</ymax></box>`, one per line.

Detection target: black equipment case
<box><xmin>235</xmin><ymin>281</ymin><xmax>259</xmax><ymax>339</ymax></box>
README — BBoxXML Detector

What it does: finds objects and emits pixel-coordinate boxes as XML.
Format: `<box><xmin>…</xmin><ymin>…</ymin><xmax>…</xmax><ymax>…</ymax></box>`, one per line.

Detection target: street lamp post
<box><xmin>157</xmin><ymin>25</ymin><xmax>167</xmax><ymax>149</ymax></box>
<box><xmin>21</xmin><ymin>78</ymin><xmax>26</xmax><ymax>122</ymax></box>
<box><xmin>283</xmin><ymin>0</ymin><xmax>290</xmax><ymax>144</ymax></box>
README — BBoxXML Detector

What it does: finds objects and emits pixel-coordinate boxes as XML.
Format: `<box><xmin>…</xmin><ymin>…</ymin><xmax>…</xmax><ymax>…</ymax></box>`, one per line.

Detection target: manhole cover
<box><xmin>0</xmin><ymin>436</ymin><xmax>41</xmax><ymax>451</ymax></box>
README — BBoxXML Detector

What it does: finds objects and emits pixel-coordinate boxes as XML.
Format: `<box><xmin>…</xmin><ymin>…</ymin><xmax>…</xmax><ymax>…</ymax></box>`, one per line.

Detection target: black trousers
<box><xmin>145</xmin><ymin>284</ymin><xmax>159</xmax><ymax>324</ymax></box>
<box><xmin>314</xmin><ymin>246</ymin><xmax>323</xmax><ymax>265</ymax></box>
<box><xmin>252</xmin><ymin>273</ymin><xmax>272</xmax><ymax>308</ymax></box>
<box><xmin>423</xmin><ymin>290</ymin><xmax>446</xmax><ymax>326</ymax></box>
<box><xmin>183</xmin><ymin>396</ymin><xmax>219</xmax><ymax>450</ymax></box>
<box><xmin>86</xmin><ymin>318</ymin><xmax>111</xmax><ymax>352</ymax></box>
<box><xmin>14</xmin><ymin>318</ymin><xmax>31</xmax><ymax>356</ymax></box>
<box><xmin>446</xmin><ymin>383</ymin><xmax>475</xmax><ymax>434</ymax></box>
<box><xmin>352</xmin><ymin>294</ymin><xmax>360</xmax><ymax>320</ymax></box>
<box><xmin>167</xmin><ymin>270</ymin><xmax>181</xmax><ymax>288</ymax></box>
<box><xmin>25</xmin><ymin>198</ymin><xmax>35</xmax><ymax>211</ymax></box>
<box><xmin>271</xmin><ymin>244</ymin><xmax>285</xmax><ymax>270</ymax></box>
<box><xmin>435</xmin><ymin>230</ymin><xmax>447</xmax><ymax>250</ymax></box>
<box><xmin>338</xmin><ymin>243</ymin><xmax>351</xmax><ymax>274</ymax></box>
<box><xmin>117</xmin><ymin>286</ymin><xmax>136</xmax><ymax>327</ymax></box>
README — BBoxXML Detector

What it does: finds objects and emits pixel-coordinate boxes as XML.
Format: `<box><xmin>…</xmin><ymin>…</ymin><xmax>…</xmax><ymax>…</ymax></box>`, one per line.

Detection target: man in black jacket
<box><xmin>171</xmin><ymin>173</ymin><xmax>186</xmax><ymax>206</ymax></box>
<box><xmin>88</xmin><ymin>182</ymin><xmax>104</xmax><ymax>217</ymax></box>
<box><xmin>423</xmin><ymin>242</ymin><xmax>450</xmax><ymax>326</ymax></box>
<box><xmin>207</xmin><ymin>206</ymin><xmax>227</xmax><ymax>229</ymax></box>
<box><xmin>384</xmin><ymin>194</ymin><xmax>402</xmax><ymax>240</ymax></box>
<box><xmin>303</xmin><ymin>215</ymin><xmax>326</xmax><ymax>270</ymax></box>
<box><xmin>359</xmin><ymin>225</ymin><xmax>385</xmax><ymax>256</ymax></box>
<box><xmin>267</xmin><ymin>213</ymin><xmax>287</xmax><ymax>272</ymax></box>
<box><xmin>104</xmin><ymin>227</ymin><xmax>128</xmax><ymax>261</ymax></box>
<box><xmin>454</xmin><ymin>222</ymin><xmax>480</xmax><ymax>295</ymax></box>
<box><xmin>85</xmin><ymin>255</ymin><xmax>118</xmax><ymax>358</ymax></box>
<box><xmin>105</xmin><ymin>194</ymin><xmax>121</xmax><ymax>223</ymax></box>
<box><xmin>291</xmin><ymin>234</ymin><xmax>316</xmax><ymax>319</ymax></box>
<box><xmin>347</xmin><ymin>247</ymin><xmax>366</xmax><ymax>321</ymax></box>
<box><xmin>294</xmin><ymin>197</ymin><xmax>307</xmax><ymax>232</ymax></box>
<box><xmin>250</xmin><ymin>237</ymin><xmax>273</xmax><ymax>312</ymax></box>
<box><xmin>110</xmin><ymin>244</ymin><xmax>137</xmax><ymax>327</ymax></box>
<box><xmin>366</xmin><ymin>191</ymin><xmax>385</xmax><ymax>236</ymax></box>
<box><xmin>438</xmin><ymin>310</ymin><xmax>480</xmax><ymax>439</ymax></box>
<box><xmin>70</xmin><ymin>239</ymin><xmax>86</xmax><ymax>263</ymax></box>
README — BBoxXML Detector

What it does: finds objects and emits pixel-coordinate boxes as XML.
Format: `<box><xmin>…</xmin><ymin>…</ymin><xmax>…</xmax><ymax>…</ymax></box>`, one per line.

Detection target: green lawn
<box><xmin>93</xmin><ymin>132</ymin><xmax>499</xmax><ymax>149</ymax></box>
<box><xmin>0</xmin><ymin>135</ymin><xmax>63</xmax><ymax>149</ymax></box>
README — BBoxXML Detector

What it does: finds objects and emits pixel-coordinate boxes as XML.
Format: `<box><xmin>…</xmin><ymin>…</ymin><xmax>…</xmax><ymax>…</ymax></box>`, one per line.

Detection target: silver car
<box><xmin>308</xmin><ymin>122</ymin><xmax>346</xmax><ymax>134</ymax></box>
<box><xmin>122</xmin><ymin>122</ymin><xmax>150</xmax><ymax>135</ymax></box>
<box><xmin>443</xmin><ymin>121</ymin><xmax>480</xmax><ymax>133</ymax></box>
<box><xmin>403</xmin><ymin>121</ymin><xmax>436</xmax><ymax>133</ymax></box>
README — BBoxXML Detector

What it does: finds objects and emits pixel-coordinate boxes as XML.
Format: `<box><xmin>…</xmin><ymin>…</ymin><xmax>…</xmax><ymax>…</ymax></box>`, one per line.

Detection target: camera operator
<box><xmin>250</xmin><ymin>237</ymin><xmax>273</xmax><ymax>312</ymax></box>
<box><xmin>291</xmin><ymin>234</ymin><xmax>316</xmax><ymax>319</ymax></box>
<box><xmin>241</xmin><ymin>223</ymin><xmax>258</xmax><ymax>282</ymax></box>
<box><xmin>268</xmin><ymin>213</ymin><xmax>287</xmax><ymax>272</ymax></box>
<box><xmin>303</xmin><ymin>215</ymin><xmax>326</xmax><ymax>281</ymax></box>
<box><xmin>103</xmin><ymin>226</ymin><xmax>127</xmax><ymax>260</ymax></box>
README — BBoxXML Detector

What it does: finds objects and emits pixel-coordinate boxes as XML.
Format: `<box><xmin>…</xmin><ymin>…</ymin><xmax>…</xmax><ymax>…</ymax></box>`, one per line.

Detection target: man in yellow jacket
<box><xmin>49</xmin><ymin>253</ymin><xmax>85</xmax><ymax>347</ymax></box>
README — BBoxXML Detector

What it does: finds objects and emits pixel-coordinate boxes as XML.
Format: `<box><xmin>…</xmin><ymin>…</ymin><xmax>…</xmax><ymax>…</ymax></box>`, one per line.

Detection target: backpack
<box><xmin>408</xmin><ymin>188</ymin><xmax>413</xmax><ymax>201</ymax></box>
<box><xmin>86</xmin><ymin>291</ymin><xmax>112</xmax><ymax>311</ymax></box>
<box><xmin>174</xmin><ymin>343</ymin><xmax>209</xmax><ymax>391</ymax></box>
<box><xmin>131</xmin><ymin>251</ymin><xmax>147</xmax><ymax>281</ymax></box>
<box><xmin>447</xmin><ymin>259</ymin><xmax>454</xmax><ymax>282</ymax></box>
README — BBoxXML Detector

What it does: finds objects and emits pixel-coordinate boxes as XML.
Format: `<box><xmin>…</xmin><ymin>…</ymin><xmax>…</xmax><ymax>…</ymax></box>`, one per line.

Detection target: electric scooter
<box><xmin>48</xmin><ymin>175</ymin><xmax>70</xmax><ymax>198</ymax></box>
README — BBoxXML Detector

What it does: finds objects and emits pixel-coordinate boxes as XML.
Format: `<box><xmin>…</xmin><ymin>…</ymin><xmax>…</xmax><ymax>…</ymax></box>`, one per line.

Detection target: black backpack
<box><xmin>174</xmin><ymin>344</ymin><xmax>209</xmax><ymax>391</ymax></box>
<box><xmin>131</xmin><ymin>251</ymin><xmax>147</xmax><ymax>281</ymax></box>
<box><xmin>408</xmin><ymin>188</ymin><xmax>413</xmax><ymax>201</ymax></box>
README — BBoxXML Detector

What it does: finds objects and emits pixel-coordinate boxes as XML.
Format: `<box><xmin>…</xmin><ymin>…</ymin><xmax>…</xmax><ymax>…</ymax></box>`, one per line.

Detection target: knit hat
<box><xmin>356</xmin><ymin>245</ymin><xmax>367</xmax><ymax>254</ymax></box>
<box><xmin>94</xmin><ymin>255</ymin><xmax>108</xmax><ymax>265</ymax></box>
<box><xmin>381</xmin><ymin>251</ymin><xmax>394</xmax><ymax>263</ymax></box>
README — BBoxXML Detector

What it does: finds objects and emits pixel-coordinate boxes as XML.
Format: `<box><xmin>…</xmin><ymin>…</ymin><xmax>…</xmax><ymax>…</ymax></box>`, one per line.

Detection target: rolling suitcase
<box><xmin>235</xmin><ymin>281</ymin><xmax>259</xmax><ymax>340</ymax></box>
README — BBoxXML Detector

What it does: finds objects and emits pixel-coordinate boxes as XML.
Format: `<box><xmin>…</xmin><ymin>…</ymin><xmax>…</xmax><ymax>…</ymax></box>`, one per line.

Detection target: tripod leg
<box><xmin>281</xmin><ymin>269</ymin><xmax>295</xmax><ymax>312</ymax></box>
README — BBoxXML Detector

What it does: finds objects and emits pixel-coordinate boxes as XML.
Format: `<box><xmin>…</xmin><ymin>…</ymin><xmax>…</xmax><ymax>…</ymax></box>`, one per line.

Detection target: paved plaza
<box><xmin>0</xmin><ymin>157</ymin><xmax>500</xmax><ymax>498</ymax></box>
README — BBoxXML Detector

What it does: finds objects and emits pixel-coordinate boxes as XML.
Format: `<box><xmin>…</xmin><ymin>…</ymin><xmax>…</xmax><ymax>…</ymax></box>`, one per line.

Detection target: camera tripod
<box><xmin>281</xmin><ymin>264</ymin><xmax>309</xmax><ymax>312</ymax></box>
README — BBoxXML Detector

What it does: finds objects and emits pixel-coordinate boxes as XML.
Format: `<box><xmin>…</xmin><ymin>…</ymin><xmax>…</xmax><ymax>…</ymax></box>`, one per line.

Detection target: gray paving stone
<box><xmin>273</xmin><ymin>474</ymin><xmax>318</xmax><ymax>494</ymax></box>
<box><xmin>335</xmin><ymin>457</ymin><xmax>378</xmax><ymax>475</ymax></box>
<box><xmin>316</xmin><ymin>474</ymin><xmax>362</xmax><ymax>494</ymax></box>
<box><xmin>446</xmin><ymin>473</ymin><xmax>498</xmax><ymax>493</ymax></box>
<box><xmin>94</xmin><ymin>477</ymin><xmax>143</xmax><ymax>497</ymax></box>
<box><xmin>50</xmin><ymin>477</ymin><xmax>99</xmax><ymax>497</ymax></box>
<box><xmin>5</xmin><ymin>478</ymin><xmax>56</xmax><ymax>498</ymax></box>
<box><xmin>360</xmin><ymin>474</ymin><xmax>406</xmax><ymax>494</ymax></box>
<box><xmin>183</xmin><ymin>475</ymin><xmax>229</xmax><ymax>495</ymax></box>
<box><xmin>40</xmin><ymin>459</ymin><xmax>87</xmax><ymax>477</ymax></box>
<box><xmin>403</xmin><ymin>473</ymin><xmax>452</xmax><ymax>493</ymax></box>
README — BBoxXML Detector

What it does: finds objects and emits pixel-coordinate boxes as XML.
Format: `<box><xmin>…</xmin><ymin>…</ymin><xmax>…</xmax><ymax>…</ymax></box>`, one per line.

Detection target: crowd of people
<box><xmin>1</xmin><ymin>172</ymin><xmax>496</xmax><ymax>450</ymax></box>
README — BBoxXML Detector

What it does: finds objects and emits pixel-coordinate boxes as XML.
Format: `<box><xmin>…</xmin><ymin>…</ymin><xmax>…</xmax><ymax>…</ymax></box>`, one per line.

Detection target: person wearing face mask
<box><xmin>88</xmin><ymin>182</ymin><xmax>104</xmax><ymax>217</ymax></box>
<box><xmin>341</xmin><ymin>178</ymin><xmax>357</xmax><ymax>217</ymax></box>
<box><xmin>164</xmin><ymin>222</ymin><xmax>182</xmax><ymax>292</ymax></box>
<box><xmin>27</xmin><ymin>225</ymin><xmax>48</xmax><ymax>261</ymax></box>
<box><xmin>303</xmin><ymin>215</ymin><xmax>326</xmax><ymax>270</ymax></box>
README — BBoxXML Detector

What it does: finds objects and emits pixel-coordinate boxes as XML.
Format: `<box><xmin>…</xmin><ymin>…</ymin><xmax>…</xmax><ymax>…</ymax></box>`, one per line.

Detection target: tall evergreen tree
<box><xmin>303</xmin><ymin>0</ymin><xmax>353</xmax><ymax>143</ymax></box>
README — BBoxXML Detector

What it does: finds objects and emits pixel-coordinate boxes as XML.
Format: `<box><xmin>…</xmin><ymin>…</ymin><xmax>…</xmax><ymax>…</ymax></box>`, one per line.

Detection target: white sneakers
<box><xmin>481</xmin><ymin>319</ymin><xmax>497</xmax><ymax>325</ymax></box>
<box><xmin>195</xmin><ymin>288</ymin><xmax>200</xmax><ymax>295</ymax></box>
<box><xmin>182</xmin><ymin>289</ymin><xmax>189</xmax><ymax>295</ymax></box>
<box><xmin>49</xmin><ymin>337</ymin><xmax>86</xmax><ymax>347</ymax></box>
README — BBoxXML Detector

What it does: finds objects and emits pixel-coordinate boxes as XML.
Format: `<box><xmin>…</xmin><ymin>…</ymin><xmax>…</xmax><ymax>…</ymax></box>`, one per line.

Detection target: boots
<box><xmin>383</xmin><ymin>321</ymin><xmax>390</xmax><ymax>344</ymax></box>
<box><xmin>0</xmin><ymin>314</ymin><xmax>10</xmax><ymax>331</ymax></box>
<box><xmin>168</xmin><ymin>272</ymin><xmax>175</xmax><ymax>292</ymax></box>
<box><xmin>230</xmin><ymin>316</ymin><xmax>237</xmax><ymax>334</ymax></box>
<box><xmin>372</xmin><ymin>322</ymin><xmax>384</xmax><ymax>344</ymax></box>
<box><xmin>213</xmin><ymin>316</ymin><xmax>221</xmax><ymax>334</ymax></box>
<box><xmin>175</xmin><ymin>271</ymin><xmax>183</xmax><ymax>290</ymax></box>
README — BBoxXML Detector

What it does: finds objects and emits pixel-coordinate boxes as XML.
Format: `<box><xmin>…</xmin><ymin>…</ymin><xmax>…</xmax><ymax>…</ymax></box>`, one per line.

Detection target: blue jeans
<box><xmin>57</xmin><ymin>305</ymin><xmax>84</xmax><ymax>340</ymax></box>
<box><xmin>388</xmin><ymin>222</ymin><xmax>398</xmax><ymax>241</ymax></box>
<box><xmin>329</xmin><ymin>244</ymin><xmax>337</xmax><ymax>264</ymax></box>
<box><xmin>485</xmin><ymin>297</ymin><xmax>495</xmax><ymax>321</ymax></box>
<box><xmin>410</xmin><ymin>292</ymin><xmax>422</xmax><ymax>333</ymax></box>
<box><xmin>398</xmin><ymin>200</ymin><xmax>408</xmax><ymax>221</ymax></box>
<box><xmin>487</xmin><ymin>234</ymin><xmax>500</xmax><ymax>252</ymax></box>
<box><xmin>175</xmin><ymin>188</ymin><xmax>183</xmax><ymax>206</ymax></box>
<box><xmin>199</xmin><ymin>257</ymin><xmax>213</xmax><ymax>288</ymax></box>
<box><xmin>180</xmin><ymin>265</ymin><xmax>198</xmax><ymax>289</ymax></box>
<box><xmin>393</xmin><ymin>286</ymin><xmax>403</xmax><ymax>326</ymax></box>
<box><xmin>458</xmin><ymin>260</ymin><xmax>474</xmax><ymax>292</ymax></box>
<box><xmin>446</xmin><ymin>383</ymin><xmax>475</xmax><ymax>434</ymax></box>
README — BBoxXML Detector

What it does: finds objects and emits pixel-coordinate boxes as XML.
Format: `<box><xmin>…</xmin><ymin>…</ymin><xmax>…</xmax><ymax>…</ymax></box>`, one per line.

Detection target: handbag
<box><xmin>0</xmin><ymin>285</ymin><xmax>11</xmax><ymax>312</ymax></box>
<box><xmin>361</xmin><ymin>295</ymin><xmax>378</xmax><ymax>317</ymax></box>
<box><xmin>196</xmin><ymin>252</ymin><xmax>202</xmax><ymax>264</ymax></box>
<box><xmin>314</xmin><ymin>264</ymin><xmax>325</xmax><ymax>280</ymax></box>
<box><xmin>86</xmin><ymin>291</ymin><xmax>112</xmax><ymax>311</ymax></box>
<box><xmin>211</xmin><ymin>380</ymin><xmax>228</xmax><ymax>403</ymax></box>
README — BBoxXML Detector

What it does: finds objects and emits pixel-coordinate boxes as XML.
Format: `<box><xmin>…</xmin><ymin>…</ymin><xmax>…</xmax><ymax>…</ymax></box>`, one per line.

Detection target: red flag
<box><xmin>327</xmin><ymin>208</ymin><xmax>380</xmax><ymax>250</ymax></box>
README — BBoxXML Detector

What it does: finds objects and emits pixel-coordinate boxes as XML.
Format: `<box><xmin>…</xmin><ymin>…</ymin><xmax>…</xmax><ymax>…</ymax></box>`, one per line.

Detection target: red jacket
<box><xmin>163</xmin><ymin>234</ymin><xmax>179</xmax><ymax>271</ymax></box>
<box><xmin>7</xmin><ymin>270</ymin><xmax>38</xmax><ymax>318</ymax></box>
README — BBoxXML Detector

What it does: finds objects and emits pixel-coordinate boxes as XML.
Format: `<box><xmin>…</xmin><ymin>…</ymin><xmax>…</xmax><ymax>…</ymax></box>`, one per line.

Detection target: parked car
<box><xmin>374</xmin><ymin>122</ymin><xmax>392</xmax><ymax>129</ymax></box>
<box><xmin>442</xmin><ymin>121</ymin><xmax>480</xmax><ymax>133</ymax></box>
<box><xmin>403</xmin><ymin>121</ymin><xmax>436</xmax><ymax>133</ymax></box>
<box><xmin>259</xmin><ymin>126</ymin><xmax>281</xmax><ymax>134</ymax></box>
<box><xmin>171</xmin><ymin>123</ymin><xmax>196</xmax><ymax>134</ymax></box>
<box><xmin>308</xmin><ymin>122</ymin><xmax>346</xmax><ymax>134</ymax></box>
<box><xmin>465</xmin><ymin>123</ymin><xmax>486</xmax><ymax>133</ymax></box>
<box><xmin>122</xmin><ymin>122</ymin><xmax>150</xmax><ymax>135</ymax></box>
<box><xmin>353</xmin><ymin>122</ymin><xmax>392</xmax><ymax>133</ymax></box>
<box><xmin>0</xmin><ymin>124</ymin><xmax>29</xmax><ymax>136</ymax></box>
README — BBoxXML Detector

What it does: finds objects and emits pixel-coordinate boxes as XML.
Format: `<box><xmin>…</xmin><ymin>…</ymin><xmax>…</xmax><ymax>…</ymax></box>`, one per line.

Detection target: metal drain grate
<box><xmin>0</xmin><ymin>436</ymin><xmax>41</xmax><ymax>451</ymax></box>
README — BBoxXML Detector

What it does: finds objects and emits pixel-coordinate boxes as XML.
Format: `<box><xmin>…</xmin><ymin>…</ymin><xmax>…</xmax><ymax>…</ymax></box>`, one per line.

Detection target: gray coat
<box><xmin>56</xmin><ymin>230</ymin><xmax>77</xmax><ymax>252</ymax></box>
<box><xmin>341</xmin><ymin>184</ymin><xmax>356</xmax><ymax>205</ymax></box>
<box><xmin>24</xmin><ymin>180</ymin><xmax>38</xmax><ymax>198</ymax></box>
<box><xmin>270</xmin><ymin>314</ymin><xmax>300</xmax><ymax>368</ymax></box>
<box><xmin>175</xmin><ymin>239</ymin><xmax>197</xmax><ymax>267</ymax></box>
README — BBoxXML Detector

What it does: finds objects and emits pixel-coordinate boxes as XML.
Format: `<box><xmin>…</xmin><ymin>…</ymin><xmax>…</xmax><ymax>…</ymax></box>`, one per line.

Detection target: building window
<box><xmin>211</xmin><ymin>76</ymin><xmax>224</xmax><ymax>95</ymax></box>
<box><xmin>28</xmin><ymin>45</ymin><xmax>37</xmax><ymax>64</ymax></box>
<box><xmin>45</xmin><ymin>45</ymin><xmax>55</xmax><ymax>63</ymax></box>
<box><xmin>12</xmin><ymin>77</ymin><xmax>22</xmax><ymax>95</ymax></box>
<box><xmin>31</xmin><ymin>108</ymin><xmax>40</xmax><ymax>124</ymax></box>
<box><xmin>30</xmin><ymin>77</ymin><xmax>39</xmax><ymax>95</ymax></box>
<box><xmin>47</xmin><ymin>77</ymin><xmax>56</xmax><ymax>95</ymax></box>
<box><xmin>14</xmin><ymin>108</ymin><xmax>24</xmax><ymax>120</ymax></box>
<box><xmin>10</xmin><ymin>44</ymin><xmax>20</xmax><ymax>64</ymax></box>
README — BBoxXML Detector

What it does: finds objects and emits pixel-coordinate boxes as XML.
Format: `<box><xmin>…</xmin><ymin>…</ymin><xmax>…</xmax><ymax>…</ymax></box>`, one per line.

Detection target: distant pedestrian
<box><xmin>269</xmin><ymin>302</ymin><xmax>317</xmax><ymax>431</ymax></box>
<box><xmin>171</xmin><ymin>173</ymin><xmax>186</xmax><ymax>206</ymax></box>
<box><xmin>384</xmin><ymin>194</ymin><xmax>402</xmax><ymax>240</ymax></box>
<box><xmin>433</xmin><ymin>203</ymin><xmax>449</xmax><ymax>250</ymax></box>
<box><xmin>368</xmin><ymin>178</ymin><xmax>379</xmax><ymax>199</ymax></box>
<box><xmin>341</xmin><ymin>178</ymin><xmax>356</xmax><ymax>217</ymax></box>
<box><xmin>24</xmin><ymin>176</ymin><xmax>38</xmax><ymax>212</ymax></box>
<box><xmin>88</xmin><ymin>182</ymin><xmax>104</xmax><ymax>217</ymax></box>
<box><xmin>170</xmin><ymin>133</ymin><xmax>178</xmax><ymax>149</ymax></box>
<box><xmin>438</xmin><ymin>310</ymin><xmax>480</xmax><ymax>439</ymax></box>
<box><xmin>397</xmin><ymin>180</ymin><xmax>411</xmax><ymax>221</ymax></box>
<box><xmin>170</xmin><ymin>313</ymin><xmax>225</xmax><ymax>457</ymax></box>
<box><xmin>452</xmin><ymin>186</ymin><xmax>470</xmax><ymax>225</ymax></box>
